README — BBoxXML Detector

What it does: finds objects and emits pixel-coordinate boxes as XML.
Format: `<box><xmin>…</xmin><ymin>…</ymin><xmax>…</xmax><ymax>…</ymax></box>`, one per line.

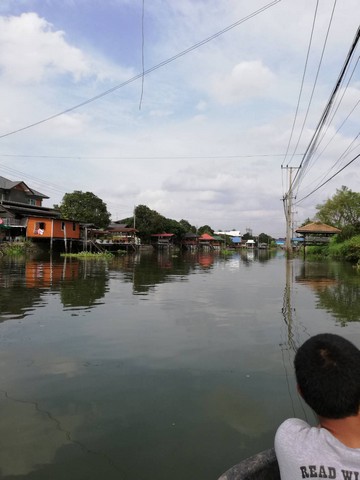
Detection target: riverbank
<box><xmin>305</xmin><ymin>234</ymin><xmax>360</xmax><ymax>264</ymax></box>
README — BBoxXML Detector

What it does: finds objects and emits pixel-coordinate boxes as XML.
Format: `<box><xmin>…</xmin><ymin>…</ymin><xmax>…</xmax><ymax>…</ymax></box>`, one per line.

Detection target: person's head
<box><xmin>295</xmin><ymin>333</ymin><xmax>360</xmax><ymax>419</ymax></box>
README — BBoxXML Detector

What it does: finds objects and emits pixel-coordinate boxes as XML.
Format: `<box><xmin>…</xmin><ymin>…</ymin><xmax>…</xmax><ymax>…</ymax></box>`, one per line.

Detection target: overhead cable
<box><xmin>295</xmin><ymin>152</ymin><xmax>360</xmax><ymax>204</ymax></box>
<box><xmin>281</xmin><ymin>0</ymin><xmax>320</xmax><ymax>169</ymax></box>
<box><xmin>287</xmin><ymin>0</ymin><xmax>338</xmax><ymax>168</ymax></box>
<box><xmin>290</xmin><ymin>24</ymin><xmax>360</xmax><ymax>194</ymax></box>
<box><xmin>0</xmin><ymin>0</ymin><xmax>281</xmax><ymax>140</ymax></box>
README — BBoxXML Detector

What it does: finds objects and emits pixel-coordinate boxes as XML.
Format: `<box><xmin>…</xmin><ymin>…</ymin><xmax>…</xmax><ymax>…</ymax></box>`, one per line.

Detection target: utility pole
<box><xmin>282</xmin><ymin>166</ymin><xmax>299</xmax><ymax>255</ymax></box>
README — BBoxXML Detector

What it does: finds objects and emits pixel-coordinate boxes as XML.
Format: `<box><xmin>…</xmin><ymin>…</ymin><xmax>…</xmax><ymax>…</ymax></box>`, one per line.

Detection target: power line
<box><xmin>290</xmin><ymin>24</ymin><xmax>360</xmax><ymax>194</ymax></box>
<box><xmin>0</xmin><ymin>0</ymin><xmax>281</xmax><ymax>141</ymax></box>
<box><xmin>287</xmin><ymin>0</ymin><xmax>338</xmax><ymax>167</ymax></box>
<box><xmin>0</xmin><ymin>152</ymin><xmax>302</xmax><ymax>160</ymax></box>
<box><xmin>281</xmin><ymin>0</ymin><xmax>320</xmax><ymax>169</ymax></box>
<box><xmin>295</xmin><ymin>152</ymin><xmax>360</xmax><ymax>204</ymax></box>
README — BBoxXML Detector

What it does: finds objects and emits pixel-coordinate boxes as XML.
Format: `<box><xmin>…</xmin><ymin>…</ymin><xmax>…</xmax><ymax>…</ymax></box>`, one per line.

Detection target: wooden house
<box><xmin>182</xmin><ymin>232</ymin><xmax>199</xmax><ymax>250</ymax></box>
<box><xmin>151</xmin><ymin>232</ymin><xmax>175</xmax><ymax>248</ymax></box>
<box><xmin>295</xmin><ymin>222</ymin><xmax>341</xmax><ymax>259</ymax></box>
<box><xmin>198</xmin><ymin>233</ymin><xmax>217</xmax><ymax>250</ymax></box>
<box><xmin>0</xmin><ymin>176</ymin><xmax>80</xmax><ymax>246</ymax></box>
<box><xmin>295</xmin><ymin>222</ymin><xmax>341</xmax><ymax>244</ymax></box>
<box><xmin>0</xmin><ymin>175</ymin><xmax>49</xmax><ymax>206</ymax></box>
<box><xmin>88</xmin><ymin>222</ymin><xmax>139</xmax><ymax>251</ymax></box>
<box><xmin>245</xmin><ymin>239</ymin><xmax>256</xmax><ymax>249</ymax></box>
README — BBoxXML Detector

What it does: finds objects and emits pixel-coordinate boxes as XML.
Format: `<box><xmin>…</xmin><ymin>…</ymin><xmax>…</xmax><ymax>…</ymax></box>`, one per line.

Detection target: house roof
<box><xmin>214</xmin><ymin>230</ymin><xmax>241</xmax><ymax>237</ymax></box>
<box><xmin>184</xmin><ymin>232</ymin><xmax>198</xmax><ymax>238</ymax></box>
<box><xmin>107</xmin><ymin>223</ymin><xmax>138</xmax><ymax>233</ymax></box>
<box><xmin>0</xmin><ymin>201</ymin><xmax>60</xmax><ymax>218</ymax></box>
<box><xmin>0</xmin><ymin>175</ymin><xmax>49</xmax><ymax>199</ymax></box>
<box><xmin>295</xmin><ymin>222</ymin><xmax>341</xmax><ymax>234</ymax></box>
<box><xmin>151</xmin><ymin>233</ymin><xmax>174</xmax><ymax>237</ymax></box>
<box><xmin>199</xmin><ymin>233</ymin><xmax>215</xmax><ymax>240</ymax></box>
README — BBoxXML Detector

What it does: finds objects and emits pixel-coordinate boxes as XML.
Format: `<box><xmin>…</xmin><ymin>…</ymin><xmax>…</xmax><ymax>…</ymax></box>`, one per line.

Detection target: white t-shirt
<box><xmin>275</xmin><ymin>418</ymin><xmax>360</xmax><ymax>480</ymax></box>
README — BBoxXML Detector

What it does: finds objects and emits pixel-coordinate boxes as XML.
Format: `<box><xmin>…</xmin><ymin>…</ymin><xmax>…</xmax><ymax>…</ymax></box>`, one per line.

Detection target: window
<box><xmin>61</xmin><ymin>222</ymin><xmax>66</xmax><ymax>231</ymax></box>
<box><xmin>73</xmin><ymin>222</ymin><xmax>76</xmax><ymax>231</ymax></box>
<box><xmin>35</xmin><ymin>222</ymin><xmax>45</xmax><ymax>235</ymax></box>
<box><xmin>28</xmin><ymin>199</ymin><xmax>36</xmax><ymax>205</ymax></box>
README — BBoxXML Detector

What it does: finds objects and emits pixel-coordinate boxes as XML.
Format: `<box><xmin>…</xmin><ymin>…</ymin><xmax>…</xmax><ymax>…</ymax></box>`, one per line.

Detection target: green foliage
<box><xmin>258</xmin><ymin>232</ymin><xmax>274</xmax><ymax>244</ymax></box>
<box><xmin>2</xmin><ymin>243</ymin><xmax>26</xmax><ymax>256</ymax></box>
<box><xmin>57</xmin><ymin>191</ymin><xmax>111</xmax><ymax>229</ymax></box>
<box><xmin>220</xmin><ymin>249</ymin><xmax>234</xmax><ymax>255</ymax></box>
<box><xmin>300</xmin><ymin>217</ymin><xmax>313</xmax><ymax>227</ymax></box>
<box><xmin>306</xmin><ymin>235</ymin><xmax>360</xmax><ymax>263</ymax></box>
<box><xmin>305</xmin><ymin>245</ymin><xmax>329</xmax><ymax>258</ymax></box>
<box><xmin>328</xmin><ymin>235</ymin><xmax>360</xmax><ymax>263</ymax></box>
<box><xmin>242</xmin><ymin>232</ymin><xmax>253</xmax><ymax>241</ymax></box>
<box><xmin>61</xmin><ymin>251</ymin><xmax>114</xmax><ymax>259</ymax></box>
<box><xmin>179</xmin><ymin>219</ymin><xmax>196</xmax><ymax>234</ymax></box>
<box><xmin>123</xmin><ymin>205</ymin><xmax>196</xmax><ymax>242</ymax></box>
<box><xmin>316</xmin><ymin>186</ymin><xmax>360</xmax><ymax>230</ymax></box>
<box><xmin>336</xmin><ymin>224</ymin><xmax>359</xmax><ymax>242</ymax></box>
<box><xmin>197</xmin><ymin>225</ymin><xmax>214</xmax><ymax>235</ymax></box>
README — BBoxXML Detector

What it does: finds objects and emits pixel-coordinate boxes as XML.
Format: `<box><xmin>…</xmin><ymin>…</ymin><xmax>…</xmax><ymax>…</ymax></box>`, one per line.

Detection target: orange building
<box><xmin>26</xmin><ymin>217</ymin><xmax>80</xmax><ymax>240</ymax></box>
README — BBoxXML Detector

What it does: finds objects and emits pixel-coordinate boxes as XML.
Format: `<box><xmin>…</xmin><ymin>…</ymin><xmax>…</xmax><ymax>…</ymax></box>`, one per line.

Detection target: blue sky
<box><xmin>0</xmin><ymin>0</ymin><xmax>359</xmax><ymax>236</ymax></box>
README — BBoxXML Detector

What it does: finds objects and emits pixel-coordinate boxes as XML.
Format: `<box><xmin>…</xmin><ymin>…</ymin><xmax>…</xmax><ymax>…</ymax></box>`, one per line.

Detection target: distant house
<box><xmin>215</xmin><ymin>230</ymin><xmax>241</xmax><ymax>238</ymax></box>
<box><xmin>275</xmin><ymin>238</ymin><xmax>286</xmax><ymax>247</ymax></box>
<box><xmin>198</xmin><ymin>233</ymin><xmax>218</xmax><ymax>250</ymax></box>
<box><xmin>89</xmin><ymin>222</ymin><xmax>139</xmax><ymax>249</ymax></box>
<box><xmin>182</xmin><ymin>232</ymin><xmax>199</xmax><ymax>250</ymax></box>
<box><xmin>0</xmin><ymin>175</ymin><xmax>80</xmax><ymax>243</ymax></box>
<box><xmin>245</xmin><ymin>239</ymin><xmax>256</xmax><ymax>249</ymax></box>
<box><xmin>151</xmin><ymin>233</ymin><xmax>175</xmax><ymax>248</ymax></box>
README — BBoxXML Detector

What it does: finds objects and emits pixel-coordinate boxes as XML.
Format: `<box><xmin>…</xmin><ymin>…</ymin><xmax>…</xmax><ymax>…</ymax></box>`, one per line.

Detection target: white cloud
<box><xmin>211</xmin><ymin>61</ymin><xmax>275</xmax><ymax>105</ymax></box>
<box><xmin>0</xmin><ymin>1</ymin><xmax>359</xmax><ymax>238</ymax></box>
<box><xmin>0</xmin><ymin>13</ymin><xmax>92</xmax><ymax>83</ymax></box>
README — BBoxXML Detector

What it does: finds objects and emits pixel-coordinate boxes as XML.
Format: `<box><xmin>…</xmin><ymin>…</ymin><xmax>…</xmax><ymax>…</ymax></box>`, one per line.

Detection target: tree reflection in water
<box><xmin>296</xmin><ymin>261</ymin><xmax>360</xmax><ymax>326</ymax></box>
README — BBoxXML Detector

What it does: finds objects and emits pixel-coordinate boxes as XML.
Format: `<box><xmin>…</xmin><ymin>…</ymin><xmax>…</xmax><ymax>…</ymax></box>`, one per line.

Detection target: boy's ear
<box><xmin>297</xmin><ymin>384</ymin><xmax>303</xmax><ymax>397</ymax></box>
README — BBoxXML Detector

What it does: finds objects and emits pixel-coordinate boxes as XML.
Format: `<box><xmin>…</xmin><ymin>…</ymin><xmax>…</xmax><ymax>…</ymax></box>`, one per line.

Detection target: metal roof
<box><xmin>0</xmin><ymin>175</ymin><xmax>49</xmax><ymax>199</ymax></box>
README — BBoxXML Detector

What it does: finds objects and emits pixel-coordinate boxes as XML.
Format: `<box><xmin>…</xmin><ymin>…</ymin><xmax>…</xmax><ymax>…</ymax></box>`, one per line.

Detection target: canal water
<box><xmin>0</xmin><ymin>250</ymin><xmax>359</xmax><ymax>480</ymax></box>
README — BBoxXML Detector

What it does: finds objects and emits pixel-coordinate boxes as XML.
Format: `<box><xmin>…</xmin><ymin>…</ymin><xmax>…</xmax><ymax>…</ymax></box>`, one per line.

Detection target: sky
<box><xmin>0</xmin><ymin>0</ymin><xmax>359</xmax><ymax>237</ymax></box>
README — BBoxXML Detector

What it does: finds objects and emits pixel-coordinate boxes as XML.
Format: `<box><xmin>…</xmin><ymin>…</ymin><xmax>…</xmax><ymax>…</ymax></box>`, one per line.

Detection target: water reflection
<box><xmin>296</xmin><ymin>261</ymin><xmax>360</xmax><ymax>326</ymax></box>
<box><xmin>0</xmin><ymin>252</ymin><xmax>359</xmax><ymax>479</ymax></box>
<box><xmin>0</xmin><ymin>257</ymin><xmax>109</xmax><ymax>320</ymax></box>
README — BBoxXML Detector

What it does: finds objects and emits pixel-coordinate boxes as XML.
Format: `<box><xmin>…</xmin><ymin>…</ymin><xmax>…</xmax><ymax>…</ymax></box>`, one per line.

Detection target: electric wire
<box><xmin>293</xmin><ymin>54</ymin><xmax>360</xmax><ymax>198</ymax></box>
<box><xmin>287</xmin><ymin>0</ymin><xmax>338</xmax><ymax>168</ymax></box>
<box><xmin>295</xmin><ymin>152</ymin><xmax>360</xmax><ymax>204</ymax></box>
<box><xmin>298</xmin><ymin>114</ymin><xmax>360</xmax><ymax>198</ymax></box>
<box><xmin>139</xmin><ymin>0</ymin><xmax>145</xmax><ymax>110</ymax></box>
<box><xmin>0</xmin><ymin>0</ymin><xmax>281</xmax><ymax>140</ymax></box>
<box><xmin>290</xmin><ymin>25</ymin><xmax>360</xmax><ymax>195</ymax></box>
<box><xmin>305</xmin><ymin>56</ymin><xmax>360</xmax><ymax>169</ymax></box>
<box><xmin>281</xmin><ymin>0</ymin><xmax>319</xmax><ymax>169</ymax></box>
<box><xmin>0</xmin><ymin>153</ymin><xmax>303</xmax><ymax>160</ymax></box>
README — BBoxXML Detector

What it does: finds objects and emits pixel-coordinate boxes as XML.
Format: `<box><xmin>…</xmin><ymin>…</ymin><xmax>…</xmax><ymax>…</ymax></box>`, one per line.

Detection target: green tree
<box><xmin>197</xmin><ymin>225</ymin><xmax>214</xmax><ymax>235</ymax></box>
<box><xmin>57</xmin><ymin>191</ymin><xmax>111</xmax><ymax>228</ymax></box>
<box><xmin>258</xmin><ymin>233</ymin><xmax>274</xmax><ymax>244</ymax></box>
<box><xmin>179</xmin><ymin>219</ymin><xmax>196</xmax><ymax>234</ymax></box>
<box><xmin>300</xmin><ymin>217</ymin><xmax>313</xmax><ymax>227</ymax></box>
<box><xmin>242</xmin><ymin>232</ymin><xmax>253</xmax><ymax>241</ymax></box>
<box><xmin>316</xmin><ymin>186</ymin><xmax>360</xmax><ymax>229</ymax></box>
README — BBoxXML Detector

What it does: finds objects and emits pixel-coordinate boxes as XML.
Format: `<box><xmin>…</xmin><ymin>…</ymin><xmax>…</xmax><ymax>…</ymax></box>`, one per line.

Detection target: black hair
<box><xmin>294</xmin><ymin>333</ymin><xmax>360</xmax><ymax>419</ymax></box>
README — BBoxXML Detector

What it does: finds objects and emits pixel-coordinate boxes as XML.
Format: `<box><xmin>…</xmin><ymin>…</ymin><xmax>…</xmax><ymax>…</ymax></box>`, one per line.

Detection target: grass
<box><xmin>305</xmin><ymin>235</ymin><xmax>360</xmax><ymax>263</ymax></box>
<box><xmin>1</xmin><ymin>243</ymin><xmax>27</xmax><ymax>256</ymax></box>
<box><xmin>61</xmin><ymin>251</ymin><xmax>115</xmax><ymax>259</ymax></box>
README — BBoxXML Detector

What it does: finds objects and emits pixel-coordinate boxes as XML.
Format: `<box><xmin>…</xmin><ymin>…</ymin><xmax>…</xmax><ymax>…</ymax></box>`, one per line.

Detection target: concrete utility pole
<box><xmin>282</xmin><ymin>166</ymin><xmax>299</xmax><ymax>255</ymax></box>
